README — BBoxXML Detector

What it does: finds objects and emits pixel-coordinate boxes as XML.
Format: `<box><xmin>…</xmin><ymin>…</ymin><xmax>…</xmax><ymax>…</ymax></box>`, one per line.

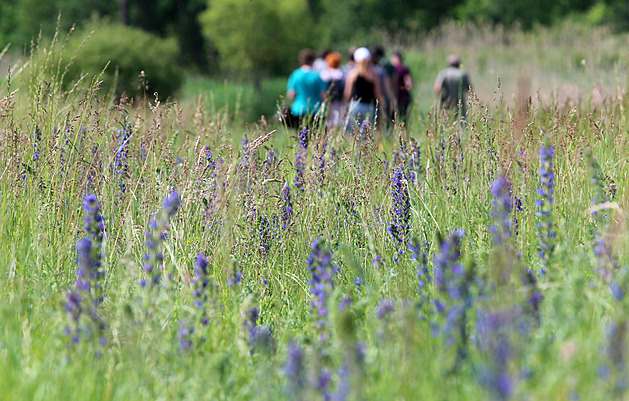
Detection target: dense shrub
<box><xmin>199</xmin><ymin>0</ymin><xmax>315</xmax><ymax>77</ymax></box>
<box><xmin>64</xmin><ymin>20</ymin><xmax>182</xmax><ymax>99</ymax></box>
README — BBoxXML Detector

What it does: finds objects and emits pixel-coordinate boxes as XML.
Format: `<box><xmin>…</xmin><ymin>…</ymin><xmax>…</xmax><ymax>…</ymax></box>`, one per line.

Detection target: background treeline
<box><xmin>2</xmin><ymin>0</ymin><xmax>629</xmax><ymax>72</ymax></box>
<box><xmin>1</xmin><ymin>0</ymin><xmax>629</xmax><ymax>113</ymax></box>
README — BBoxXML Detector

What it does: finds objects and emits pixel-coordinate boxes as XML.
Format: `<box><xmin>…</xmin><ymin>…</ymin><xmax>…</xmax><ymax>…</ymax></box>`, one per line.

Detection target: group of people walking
<box><xmin>283</xmin><ymin>46</ymin><xmax>472</xmax><ymax>132</ymax></box>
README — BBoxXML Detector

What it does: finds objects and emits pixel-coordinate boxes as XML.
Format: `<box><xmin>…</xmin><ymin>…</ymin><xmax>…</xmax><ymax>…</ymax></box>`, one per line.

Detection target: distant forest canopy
<box><xmin>1</xmin><ymin>0</ymin><xmax>628</xmax><ymax>75</ymax></box>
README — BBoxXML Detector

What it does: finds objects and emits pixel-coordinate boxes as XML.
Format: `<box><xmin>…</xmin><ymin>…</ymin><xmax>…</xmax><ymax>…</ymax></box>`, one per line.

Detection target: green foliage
<box><xmin>123</xmin><ymin>0</ymin><xmax>209</xmax><ymax>69</ymax></box>
<box><xmin>64</xmin><ymin>19</ymin><xmax>182</xmax><ymax>99</ymax></box>
<box><xmin>0</xmin><ymin>0</ymin><xmax>116</xmax><ymax>49</ymax></box>
<box><xmin>199</xmin><ymin>0</ymin><xmax>315</xmax><ymax>77</ymax></box>
<box><xmin>455</xmin><ymin>0</ymin><xmax>598</xmax><ymax>28</ymax></box>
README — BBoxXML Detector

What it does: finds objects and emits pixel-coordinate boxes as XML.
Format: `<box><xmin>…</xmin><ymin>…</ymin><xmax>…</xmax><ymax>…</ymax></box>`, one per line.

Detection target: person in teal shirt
<box><xmin>286</xmin><ymin>49</ymin><xmax>327</xmax><ymax>126</ymax></box>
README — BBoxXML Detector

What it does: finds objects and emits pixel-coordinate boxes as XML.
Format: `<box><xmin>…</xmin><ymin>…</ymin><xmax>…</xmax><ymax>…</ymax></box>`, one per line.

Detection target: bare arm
<box><xmin>383</xmin><ymin>74</ymin><xmax>397</xmax><ymax>109</ymax></box>
<box><xmin>372</xmin><ymin>72</ymin><xmax>385</xmax><ymax>110</ymax></box>
<box><xmin>344</xmin><ymin>70</ymin><xmax>356</xmax><ymax>102</ymax></box>
<box><xmin>434</xmin><ymin>72</ymin><xmax>443</xmax><ymax>95</ymax></box>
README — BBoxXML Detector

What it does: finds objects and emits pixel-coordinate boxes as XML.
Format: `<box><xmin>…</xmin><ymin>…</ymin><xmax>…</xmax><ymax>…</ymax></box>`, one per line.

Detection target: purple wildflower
<box><xmin>433</xmin><ymin>230</ymin><xmax>473</xmax><ymax>368</ymax></box>
<box><xmin>353</xmin><ymin>277</ymin><xmax>364</xmax><ymax>295</ymax></box>
<box><xmin>65</xmin><ymin>194</ymin><xmax>106</xmax><ymax>348</ymax></box>
<box><xmin>262</xmin><ymin>148</ymin><xmax>278</xmax><ymax>178</ymax></box>
<box><xmin>389</xmin><ymin>168</ymin><xmax>411</xmax><ymax>250</ymax></box>
<box><xmin>588</xmin><ymin>154</ymin><xmax>620</xmax><ymax>276</ymax></box>
<box><xmin>602</xmin><ymin>320</ymin><xmax>628</xmax><ymax>397</ymax></box>
<box><xmin>521</xmin><ymin>269</ymin><xmax>543</xmax><ymax>325</ymax></box>
<box><xmin>490</xmin><ymin>175</ymin><xmax>513</xmax><ymax>246</ymax></box>
<box><xmin>192</xmin><ymin>253</ymin><xmax>213</xmax><ymax>326</ymax></box>
<box><xmin>177</xmin><ymin>320</ymin><xmax>194</xmax><ymax>351</ymax></box>
<box><xmin>258</xmin><ymin>215</ymin><xmax>272</xmax><ymax>256</ymax></box>
<box><xmin>409</xmin><ymin>238</ymin><xmax>431</xmax><ymax>318</ymax></box>
<box><xmin>376</xmin><ymin>299</ymin><xmax>395</xmax><ymax>320</ymax></box>
<box><xmin>477</xmin><ymin>309</ymin><xmax>516</xmax><ymax>401</ymax></box>
<box><xmin>536</xmin><ymin>145</ymin><xmax>555</xmax><ymax>269</ymax></box>
<box><xmin>284</xmin><ymin>340</ymin><xmax>306</xmax><ymax>399</ymax></box>
<box><xmin>307</xmin><ymin>239</ymin><xmax>337</xmax><ymax>342</ymax></box>
<box><xmin>244</xmin><ymin>307</ymin><xmax>274</xmax><ymax>354</ymax></box>
<box><xmin>295</xmin><ymin>139</ymin><xmax>307</xmax><ymax>192</ymax></box>
<box><xmin>282</xmin><ymin>184</ymin><xmax>293</xmax><ymax>229</ymax></box>
<box><xmin>142</xmin><ymin>191</ymin><xmax>180</xmax><ymax>288</ymax></box>
<box><xmin>228</xmin><ymin>259</ymin><xmax>242</xmax><ymax>288</ymax></box>
<box><xmin>113</xmin><ymin>127</ymin><xmax>132</xmax><ymax>199</ymax></box>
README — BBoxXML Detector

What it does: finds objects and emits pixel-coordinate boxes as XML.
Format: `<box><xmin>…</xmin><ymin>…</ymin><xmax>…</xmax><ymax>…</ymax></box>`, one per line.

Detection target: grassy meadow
<box><xmin>2</xmin><ymin>22</ymin><xmax>629</xmax><ymax>400</ymax></box>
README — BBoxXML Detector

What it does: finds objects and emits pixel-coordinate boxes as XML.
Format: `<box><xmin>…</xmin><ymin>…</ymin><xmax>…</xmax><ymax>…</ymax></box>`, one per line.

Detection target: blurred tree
<box><xmin>64</xmin><ymin>19</ymin><xmax>182</xmax><ymax>99</ymax></box>
<box><xmin>600</xmin><ymin>0</ymin><xmax>629</xmax><ymax>30</ymax></box>
<box><xmin>122</xmin><ymin>0</ymin><xmax>209</xmax><ymax>70</ymax></box>
<box><xmin>0</xmin><ymin>0</ymin><xmax>208</xmax><ymax>70</ymax></box>
<box><xmin>455</xmin><ymin>0</ymin><xmax>598</xmax><ymax>28</ymax></box>
<box><xmin>317</xmin><ymin>0</ymin><xmax>462</xmax><ymax>46</ymax></box>
<box><xmin>0</xmin><ymin>0</ymin><xmax>116</xmax><ymax>51</ymax></box>
<box><xmin>199</xmin><ymin>0</ymin><xmax>315</xmax><ymax>86</ymax></box>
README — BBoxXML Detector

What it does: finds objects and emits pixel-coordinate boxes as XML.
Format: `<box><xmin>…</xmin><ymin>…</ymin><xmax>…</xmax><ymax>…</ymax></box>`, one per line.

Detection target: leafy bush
<box><xmin>199</xmin><ymin>0</ymin><xmax>315</xmax><ymax>77</ymax></box>
<box><xmin>64</xmin><ymin>20</ymin><xmax>182</xmax><ymax>99</ymax></box>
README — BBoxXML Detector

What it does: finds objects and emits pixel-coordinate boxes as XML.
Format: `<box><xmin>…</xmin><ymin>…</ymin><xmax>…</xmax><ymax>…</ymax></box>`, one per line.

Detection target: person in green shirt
<box><xmin>434</xmin><ymin>54</ymin><xmax>472</xmax><ymax>120</ymax></box>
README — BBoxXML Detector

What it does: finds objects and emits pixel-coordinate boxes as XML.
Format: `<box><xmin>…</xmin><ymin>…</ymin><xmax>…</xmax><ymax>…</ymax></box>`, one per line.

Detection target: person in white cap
<box><xmin>343</xmin><ymin>47</ymin><xmax>384</xmax><ymax>134</ymax></box>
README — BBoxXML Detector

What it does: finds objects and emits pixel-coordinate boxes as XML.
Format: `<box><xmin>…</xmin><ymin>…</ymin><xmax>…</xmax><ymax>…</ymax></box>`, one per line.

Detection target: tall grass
<box><xmin>1</xmin><ymin>22</ymin><xmax>629</xmax><ymax>401</ymax></box>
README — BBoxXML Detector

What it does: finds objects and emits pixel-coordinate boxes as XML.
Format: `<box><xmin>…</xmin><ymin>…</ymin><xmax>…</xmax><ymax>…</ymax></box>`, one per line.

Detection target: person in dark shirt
<box><xmin>343</xmin><ymin>47</ymin><xmax>384</xmax><ymax>134</ymax></box>
<box><xmin>391</xmin><ymin>51</ymin><xmax>413</xmax><ymax>123</ymax></box>
<box><xmin>434</xmin><ymin>54</ymin><xmax>472</xmax><ymax>120</ymax></box>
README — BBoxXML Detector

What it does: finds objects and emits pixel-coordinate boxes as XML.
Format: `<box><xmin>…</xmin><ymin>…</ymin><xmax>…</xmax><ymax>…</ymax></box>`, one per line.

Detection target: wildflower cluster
<box><xmin>391</xmin><ymin>140</ymin><xmax>423</xmax><ymax>186</ymax></box>
<box><xmin>284</xmin><ymin>341</ymin><xmax>306</xmax><ymax>399</ymax></box>
<box><xmin>315</xmin><ymin>142</ymin><xmax>327</xmax><ymax>190</ymax></box>
<box><xmin>433</xmin><ymin>230</ymin><xmax>473</xmax><ymax>365</ymax></box>
<box><xmin>408</xmin><ymin>139</ymin><xmax>423</xmax><ymax>185</ymax></box>
<box><xmin>114</xmin><ymin>127</ymin><xmax>132</xmax><ymax>198</ymax></box>
<box><xmin>262</xmin><ymin>148</ymin><xmax>278</xmax><ymax>178</ymax></box>
<box><xmin>243</xmin><ymin>306</ymin><xmax>274</xmax><ymax>354</ymax></box>
<box><xmin>388</xmin><ymin>168</ymin><xmax>411</xmax><ymax>250</ymax></box>
<box><xmin>490</xmin><ymin>176</ymin><xmax>513</xmax><ymax>247</ymax></box>
<box><xmin>409</xmin><ymin>238</ymin><xmax>431</xmax><ymax>318</ymax></box>
<box><xmin>202</xmin><ymin>146</ymin><xmax>220</xmax><ymax>216</ymax></box>
<box><xmin>257</xmin><ymin>214</ymin><xmax>273</xmax><ymax>256</ymax></box>
<box><xmin>294</xmin><ymin>129</ymin><xmax>309</xmax><ymax>192</ymax></box>
<box><xmin>177</xmin><ymin>321</ymin><xmax>195</xmax><ymax>351</ymax></box>
<box><xmin>476</xmin><ymin>309</ymin><xmax>516</xmax><ymax>401</ymax></box>
<box><xmin>376</xmin><ymin>299</ymin><xmax>395</xmax><ymax>320</ymax></box>
<box><xmin>64</xmin><ymin>194</ymin><xmax>107</xmax><ymax>348</ymax></box>
<box><xmin>588</xmin><ymin>154</ymin><xmax>619</xmax><ymax>276</ymax></box>
<box><xmin>192</xmin><ymin>253</ymin><xmax>212</xmax><ymax>326</ymax></box>
<box><xmin>307</xmin><ymin>239</ymin><xmax>337</xmax><ymax>342</ymax></box>
<box><xmin>600</xmin><ymin>318</ymin><xmax>629</xmax><ymax>398</ymax></box>
<box><xmin>32</xmin><ymin>126</ymin><xmax>41</xmax><ymax>164</ymax></box>
<box><xmin>521</xmin><ymin>268</ymin><xmax>543</xmax><ymax>324</ymax></box>
<box><xmin>281</xmin><ymin>184</ymin><xmax>293</xmax><ymax>229</ymax></box>
<box><xmin>142</xmin><ymin>191</ymin><xmax>180</xmax><ymax>288</ymax></box>
<box><xmin>536</xmin><ymin>146</ymin><xmax>555</xmax><ymax>269</ymax></box>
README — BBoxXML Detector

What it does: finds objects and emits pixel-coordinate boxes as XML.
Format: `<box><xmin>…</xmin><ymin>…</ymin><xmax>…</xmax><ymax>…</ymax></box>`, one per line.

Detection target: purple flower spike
<box><xmin>536</xmin><ymin>145</ymin><xmax>555</xmax><ymax>269</ymax></box>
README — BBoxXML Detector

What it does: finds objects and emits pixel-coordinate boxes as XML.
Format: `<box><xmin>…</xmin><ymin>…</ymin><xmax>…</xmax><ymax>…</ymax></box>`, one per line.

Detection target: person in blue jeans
<box><xmin>285</xmin><ymin>49</ymin><xmax>327</xmax><ymax>127</ymax></box>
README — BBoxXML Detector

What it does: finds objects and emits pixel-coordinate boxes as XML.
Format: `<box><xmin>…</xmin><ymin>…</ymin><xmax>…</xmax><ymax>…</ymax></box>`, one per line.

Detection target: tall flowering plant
<box><xmin>64</xmin><ymin>194</ymin><xmax>107</xmax><ymax>348</ymax></box>
<box><xmin>389</xmin><ymin>168</ymin><xmax>411</xmax><ymax>251</ymax></box>
<box><xmin>307</xmin><ymin>239</ymin><xmax>337</xmax><ymax>343</ymax></box>
<box><xmin>536</xmin><ymin>146</ymin><xmax>555</xmax><ymax>273</ymax></box>
<box><xmin>142</xmin><ymin>191</ymin><xmax>180</xmax><ymax>288</ymax></box>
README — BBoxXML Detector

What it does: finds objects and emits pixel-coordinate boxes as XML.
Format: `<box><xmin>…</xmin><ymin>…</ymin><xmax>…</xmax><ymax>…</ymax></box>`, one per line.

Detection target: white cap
<box><xmin>353</xmin><ymin>47</ymin><xmax>371</xmax><ymax>63</ymax></box>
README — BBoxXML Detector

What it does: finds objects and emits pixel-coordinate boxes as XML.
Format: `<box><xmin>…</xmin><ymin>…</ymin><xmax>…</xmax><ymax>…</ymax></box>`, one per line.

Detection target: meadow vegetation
<box><xmin>1</xmin><ymin>22</ymin><xmax>629</xmax><ymax>400</ymax></box>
